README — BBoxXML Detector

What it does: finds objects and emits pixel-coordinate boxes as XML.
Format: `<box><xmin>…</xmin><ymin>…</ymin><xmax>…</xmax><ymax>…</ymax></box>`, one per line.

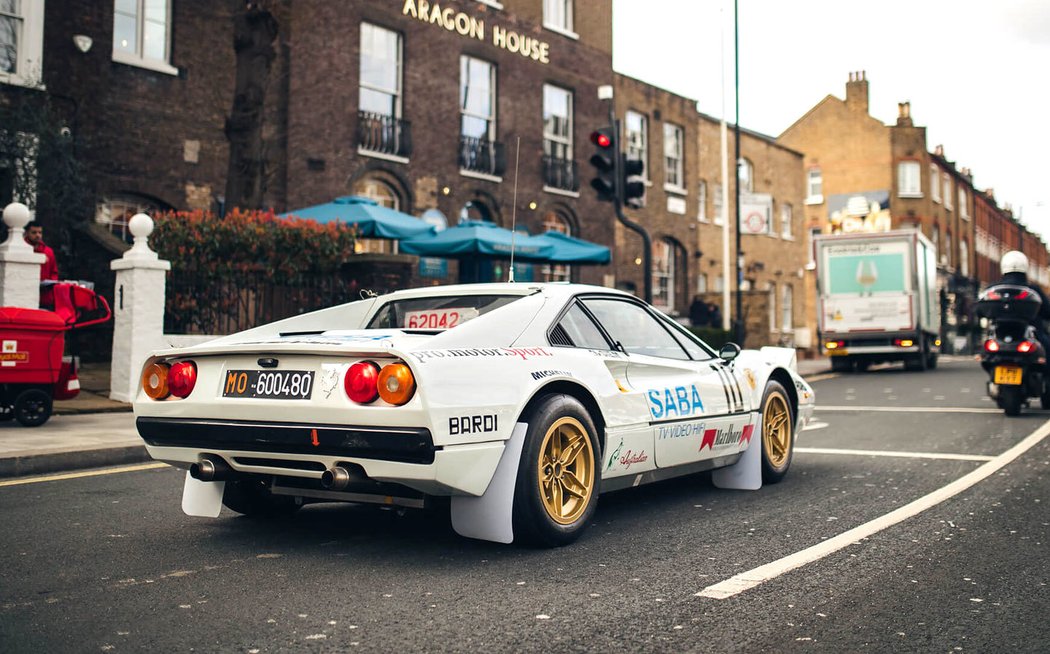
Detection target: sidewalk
<box><xmin>0</xmin><ymin>358</ymin><xmax>834</xmax><ymax>480</ymax></box>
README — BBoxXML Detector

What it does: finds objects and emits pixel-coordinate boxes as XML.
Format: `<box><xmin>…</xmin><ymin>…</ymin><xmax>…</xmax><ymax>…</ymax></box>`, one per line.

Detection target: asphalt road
<box><xmin>0</xmin><ymin>357</ymin><xmax>1046</xmax><ymax>652</ymax></box>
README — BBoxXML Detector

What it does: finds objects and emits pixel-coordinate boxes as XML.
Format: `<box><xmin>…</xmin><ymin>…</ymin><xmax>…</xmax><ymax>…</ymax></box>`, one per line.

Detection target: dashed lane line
<box><xmin>818</xmin><ymin>405</ymin><xmax>1005</xmax><ymax>414</ymax></box>
<box><xmin>0</xmin><ymin>462</ymin><xmax>169</xmax><ymax>487</ymax></box>
<box><xmin>696</xmin><ymin>417</ymin><xmax>1050</xmax><ymax>600</ymax></box>
<box><xmin>796</xmin><ymin>446</ymin><xmax>995</xmax><ymax>462</ymax></box>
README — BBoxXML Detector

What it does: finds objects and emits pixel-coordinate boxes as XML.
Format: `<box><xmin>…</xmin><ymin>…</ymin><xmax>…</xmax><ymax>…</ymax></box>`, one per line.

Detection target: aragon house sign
<box><xmin>402</xmin><ymin>0</ymin><xmax>552</xmax><ymax>64</ymax></box>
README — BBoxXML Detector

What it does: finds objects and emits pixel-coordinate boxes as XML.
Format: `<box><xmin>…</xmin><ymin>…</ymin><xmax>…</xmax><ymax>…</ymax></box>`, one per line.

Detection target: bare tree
<box><xmin>224</xmin><ymin>2</ymin><xmax>279</xmax><ymax>211</ymax></box>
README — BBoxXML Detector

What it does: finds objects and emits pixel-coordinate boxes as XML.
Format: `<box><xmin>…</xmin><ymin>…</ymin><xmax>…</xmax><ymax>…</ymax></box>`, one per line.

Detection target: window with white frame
<box><xmin>942</xmin><ymin>172</ymin><xmax>952</xmax><ymax>209</ymax></box>
<box><xmin>897</xmin><ymin>161</ymin><xmax>921</xmax><ymax>197</ymax></box>
<box><xmin>781</xmin><ymin>284</ymin><xmax>793</xmax><ymax>332</ymax></box>
<box><xmin>624</xmin><ymin>110</ymin><xmax>647</xmax><ymax>180</ymax></box>
<box><xmin>806</xmin><ymin>168</ymin><xmax>823</xmax><ymax>203</ymax></box>
<box><xmin>96</xmin><ymin>193</ymin><xmax>169</xmax><ymax>243</ymax></box>
<box><xmin>542</xmin><ymin>84</ymin><xmax>573</xmax><ymax>160</ymax></box>
<box><xmin>767</xmin><ymin>282</ymin><xmax>776</xmax><ymax>331</ymax></box>
<box><xmin>960</xmin><ymin>240</ymin><xmax>969</xmax><ymax>276</ymax></box>
<box><xmin>540</xmin><ymin>210</ymin><xmax>571</xmax><ymax>282</ymax></box>
<box><xmin>652</xmin><ymin>238</ymin><xmax>677</xmax><ymax>311</ymax></box>
<box><xmin>663</xmin><ymin>122</ymin><xmax>684</xmax><ymax>191</ymax></box>
<box><xmin>958</xmin><ymin>187</ymin><xmax>968</xmax><ymax>219</ymax></box>
<box><xmin>930</xmin><ymin>164</ymin><xmax>941</xmax><ymax>203</ymax></box>
<box><xmin>112</xmin><ymin>0</ymin><xmax>177</xmax><ymax>74</ymax></box>
<box><xmin>459</xmin><ymin>56</ymin><xmax>495</xmax><ymax>140</ymax></box>
<box><xmin>697</xmin><ymin>273</ymin><xmax>707</xmax><ymax>293</ymax></box>
<box><xmin>714</xmin><ymin>275</ymin><xmax>724</xmax><ymax>292</ymax></box>
<box><xmin>1</xmin><ymin>0</ymin><xmax>44</xmax><ymax>86</ymax></box>
<box><xmin>713</xmin><ymin>183</ymin><xmax>724</xmax><ymax>225</ymax></box>
<box><xmin>697</xmin><ymin>180</ymin><xmax>708</xmax><ymax>222</ymax></box>
<box><xmin>781</xmin><ymin>203</ymin><xmax>793</xmax><ymax>239</ymax></box>
<box><xmin>808</xmin><ymin>226</ymin><xmax>821</xmax><ymax>265</ymax></box>
<box><xmin>360</xmin><ymin>23</ymin><xmax>402</xmax><ymax>118</ymax></box>
<box><xmin>738</xmin><ymin>158</ymin><xmax>754</xmax><ymax>193</ymax></box>
<box><xmin>543</xmin><ymin>0</ymin><xmax>574</xmax><ymax>34</ymax></box>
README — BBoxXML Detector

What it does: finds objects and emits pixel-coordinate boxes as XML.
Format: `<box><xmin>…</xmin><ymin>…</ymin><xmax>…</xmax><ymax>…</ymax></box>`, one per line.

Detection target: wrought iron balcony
<box><xmin>458</xmin><ymin>136</ymin><xmax>506</xmax><ymax>177</ymax></box>
<box><xmin>357</xmin><ymin>111</ymin><xmax>412</xmax><ymax>158</ymax></box>
<box><xmin>542</xmin><ymin>155</ymin><xmax>579</xmax><ymax>192</ymax></box>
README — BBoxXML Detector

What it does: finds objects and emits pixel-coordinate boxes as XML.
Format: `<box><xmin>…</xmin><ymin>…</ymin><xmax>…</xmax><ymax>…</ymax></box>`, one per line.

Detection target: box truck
<box><xmin>814</xmin><ymin>229</ymin><xmax>941</xmax><ymax>372</ymax></box>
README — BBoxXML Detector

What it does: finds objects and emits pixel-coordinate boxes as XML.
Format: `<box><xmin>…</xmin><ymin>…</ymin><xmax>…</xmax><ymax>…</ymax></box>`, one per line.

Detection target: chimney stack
<box><xmin>896</xmin><ymin>102</ymin><xmax>913</xmax><ymax>127</ymax></box>
<box><xmin>845</xmin><ymin>70</ymin><xmax>869</xmax><ymax>114</ymax></box>
<box><xmin>934</xmin><ymin>144</ymin><xmax>944</xmax><ymax>157</ymax></box>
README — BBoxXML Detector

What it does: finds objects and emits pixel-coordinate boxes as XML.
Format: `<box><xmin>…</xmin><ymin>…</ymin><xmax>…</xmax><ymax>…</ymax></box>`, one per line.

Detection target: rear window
<box><xmin>366</xmin><ymin>295</ymin><xmax>522</xmax><ymax>330</ymax></box>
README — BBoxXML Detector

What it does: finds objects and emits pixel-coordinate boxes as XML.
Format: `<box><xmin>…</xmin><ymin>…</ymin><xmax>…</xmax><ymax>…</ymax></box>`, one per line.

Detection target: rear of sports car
<box><xmin>133</xmin><ymin>337</ymin><xmax>509</xmax><ymax>516</ymax></box>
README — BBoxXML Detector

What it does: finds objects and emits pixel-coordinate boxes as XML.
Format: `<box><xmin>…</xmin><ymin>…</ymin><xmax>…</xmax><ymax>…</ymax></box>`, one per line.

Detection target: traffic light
<box><xmin>622</xmin><ymin>157</ymin><xmax>645</xmax><ymax>208</ymax></box>
<box><xmin>589</xmin><ymin>126</ymin><xmax>617</xmax><ymax>203</ymax></box>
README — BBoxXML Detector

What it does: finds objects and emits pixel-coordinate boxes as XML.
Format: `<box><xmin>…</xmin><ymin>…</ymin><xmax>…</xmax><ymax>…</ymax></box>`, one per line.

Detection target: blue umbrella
<box><xmin>529</xmin><ymin>231</ymin><xmax>611</xmax><ymax>264</ymax></box>
<box><xmin>399</xmin><ymin>220</ymin><xmax>554</xmax><ymax>262</ymax></box>
<box><xmin>278</xmin><ymin>196</ymin><xmax>435</xmax><ymax>239</ymax></box>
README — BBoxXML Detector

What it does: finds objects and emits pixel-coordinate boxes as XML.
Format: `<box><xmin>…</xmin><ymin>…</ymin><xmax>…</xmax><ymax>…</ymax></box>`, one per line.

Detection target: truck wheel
<box><xmin>512</xmin><ymin>394</ymin><xmax>601</xmax><ymax>548</ymax></box>
<box><xmin>14</xmin><ymin>388</ymin><xmax>52</xmax><ymax>427</ymax></box>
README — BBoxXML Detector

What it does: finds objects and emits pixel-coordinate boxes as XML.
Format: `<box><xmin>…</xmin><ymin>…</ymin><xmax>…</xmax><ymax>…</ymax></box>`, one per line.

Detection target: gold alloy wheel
<box><xmin>537</xmin><ymin>416</ymin><xmax>595</xmax><ymax>525</ymax></box>
<box><xmin>762</xmin><ymin>390</ymin><xmax>792</xmax><ymax>470</ymax></box>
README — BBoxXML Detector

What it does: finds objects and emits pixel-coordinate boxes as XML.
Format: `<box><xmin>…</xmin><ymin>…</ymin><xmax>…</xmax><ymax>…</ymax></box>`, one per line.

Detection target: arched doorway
<box><xmin>351</xmin><ymin>176</ymin><xmax>403</xmax><ymax>254</ymax></box>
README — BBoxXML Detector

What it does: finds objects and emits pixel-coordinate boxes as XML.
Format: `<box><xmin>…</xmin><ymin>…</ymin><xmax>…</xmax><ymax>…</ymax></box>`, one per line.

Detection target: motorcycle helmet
<box><xmin>1001</xmin><ymin>250</ymin><xmax>1029</xmax><ymax>274</ymax></box>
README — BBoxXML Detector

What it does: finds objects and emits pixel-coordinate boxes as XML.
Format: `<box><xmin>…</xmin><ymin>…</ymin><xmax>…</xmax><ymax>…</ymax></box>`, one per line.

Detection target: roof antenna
<box><xmin>508</xmin><ymin>136</ymin><xmax>521</xmax><ymax>283</ymax></box>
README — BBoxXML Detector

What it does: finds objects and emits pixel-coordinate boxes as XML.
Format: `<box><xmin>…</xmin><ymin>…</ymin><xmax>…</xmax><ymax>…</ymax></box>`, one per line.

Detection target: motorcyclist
<box><xmin>995</xmin><ymin>250</ymin><xmax>1050</xmax><ymax>357</ymax></box>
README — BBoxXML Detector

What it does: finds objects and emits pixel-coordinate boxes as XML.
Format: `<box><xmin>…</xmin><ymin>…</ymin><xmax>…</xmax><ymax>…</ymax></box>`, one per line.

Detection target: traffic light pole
<box><xmin>607</xmin><ymin>112</ymin><xmax>653</xmax><ymax>304</ymax></box>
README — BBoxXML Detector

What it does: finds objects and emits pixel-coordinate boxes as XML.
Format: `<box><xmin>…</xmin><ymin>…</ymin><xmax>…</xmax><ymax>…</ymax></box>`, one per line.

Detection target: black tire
<box><xmin>1040</xmin><ymin>390</ymin><xmax>1050</xmax><ymax>411</ymax></box>
<box><xmin>222</xmin><ymin>478</ymin><xmax>303</xmax><ymax>518</ymax></box>
<box><xmin>14</xmin><ymin>388</ymin><xmax>52</xmax><ymax>427</ymax></box>
<box><xmin>927</xmin><ymin>353</ymin><xmax>938</xmax><ymax>370</ymax></box>
<box><xmin>512</xmin><ymin>394</ymin><xmax>601</xmax><ymax>548</ymax></box>
<box><xmin>1001</xmin><ymin>387</ymin><xmax>1024</xmax><ymax>416</ymax></box>
<box><xmin>759</xmin><ymin>380</ymin><xmax>795</xmax><ymax>484</ymax></box>
<box><xmin>830</xmin><ymin>357</ymin><xmax>852</xmax><ymax>373</ymax></box>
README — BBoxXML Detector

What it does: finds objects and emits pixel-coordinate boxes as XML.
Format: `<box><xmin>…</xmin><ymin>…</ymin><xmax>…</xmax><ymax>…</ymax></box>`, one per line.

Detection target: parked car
<box><xmin>134</xmin><ymin>283</ymin><xmax>815</xmax><ymax>546</ymax></box>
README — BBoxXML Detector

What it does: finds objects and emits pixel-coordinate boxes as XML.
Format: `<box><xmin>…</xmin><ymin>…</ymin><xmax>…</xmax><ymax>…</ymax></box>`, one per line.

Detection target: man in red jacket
<box><xmin>24</xmin><ymin>222</ymin><xmax>58</xmax><ymax>281</ymax></box>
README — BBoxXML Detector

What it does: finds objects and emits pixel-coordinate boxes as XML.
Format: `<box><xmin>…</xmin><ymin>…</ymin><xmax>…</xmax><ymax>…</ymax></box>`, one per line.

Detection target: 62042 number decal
<box><xmin>223</xmin><ymin>370</ymin><xmax>314</xmax><ymax>400</ymax></box>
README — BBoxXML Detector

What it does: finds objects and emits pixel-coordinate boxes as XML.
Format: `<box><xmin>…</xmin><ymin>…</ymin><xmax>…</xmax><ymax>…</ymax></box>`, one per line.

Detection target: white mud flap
<box><xmin>181</xmin><ymin>472</ymin><xmax>225</xmax><ymax>517</ymax></box>
<box><xmin>449</xmin><ymin>422</ymin><xmax>528</xmax><ymax>544</ymax></box>
<box><xmin>711</xmin><ymin>421</ymin><xmax>763</xmax><ymax>491</ymax></box>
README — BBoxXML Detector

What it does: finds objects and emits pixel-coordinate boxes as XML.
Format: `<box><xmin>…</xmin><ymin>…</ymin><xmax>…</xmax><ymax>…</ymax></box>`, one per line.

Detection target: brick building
<box><xmin>778</xmin><ymin>71</ymin><xmax>1048</xmax><ymax>352</ymax></box>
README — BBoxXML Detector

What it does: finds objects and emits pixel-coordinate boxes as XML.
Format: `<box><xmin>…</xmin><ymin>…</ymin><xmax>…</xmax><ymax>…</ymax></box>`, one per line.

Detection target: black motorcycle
<box><xmin>977</xmin><ymin>283</ymin><xmax>1050</xmax><ymax>416</ymax></box>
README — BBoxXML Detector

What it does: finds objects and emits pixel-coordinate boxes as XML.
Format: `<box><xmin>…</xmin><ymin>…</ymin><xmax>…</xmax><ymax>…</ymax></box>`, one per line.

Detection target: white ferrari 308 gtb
<box><xmin>134</xmin><ymin>283</ymin><xmax>815</xmax><ymax>547</ymax></box>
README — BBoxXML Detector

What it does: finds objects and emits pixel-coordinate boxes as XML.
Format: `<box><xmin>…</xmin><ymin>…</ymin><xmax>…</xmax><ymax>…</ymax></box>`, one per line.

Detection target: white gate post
<box><xmin>0</xmin><ymin>202</ymin><xmax>45</xmax><ymax>308</ymax></box>
<box><xmin>110</xmin><ymin>214</ymin><xmax>171</xmax><ymax>403</ymax></box>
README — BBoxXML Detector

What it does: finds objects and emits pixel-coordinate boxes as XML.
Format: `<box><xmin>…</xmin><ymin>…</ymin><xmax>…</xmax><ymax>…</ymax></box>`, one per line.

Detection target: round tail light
<box><xmin>378</xmin><ymin>363</ymin><xmax>416</xmax><ymax>406</ymax></box>
<box><xmin>142</xmin><ymin>362</ymin><xmax>170</xmax><ymax>400</ymax></box>
<box><xmin>169</xmin><ymin>361</ymin><xmax>198</xmax><ymax>398</ymax></box>
<box><xmin>345</xmin><ymin>361</ymin><xmax>380</xmax><ymax>403</ymax></box>
<box><xmin>984</xmin><ymin>339</ymin><xmax>999</xmax><ymax>353</ymax></box>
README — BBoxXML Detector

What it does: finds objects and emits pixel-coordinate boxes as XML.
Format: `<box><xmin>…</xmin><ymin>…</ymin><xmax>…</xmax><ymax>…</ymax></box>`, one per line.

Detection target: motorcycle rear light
<box><xmin>1017</xmin><ymin>340</ymin><xmax>1036</xmax><ymax>354</ymax></box>
<box><xmin>142</xmin><ymin>362</ymin><xmax>170</xmax><ymax>400</ymax></box>
<box><xmin>984</xmin><ymin>340</ymin><xmax>1000</xmax><ymax>353</ymax></box>
<box><xmin>345</xmin><ymin>361</ymin><xmax>380</xmax><ymax>403</ymax></box>
<box><xmin>378</xmin><ymin>363</ymin><xmax>416</xmax><ymax>406</ymax></box>
<box><xmin>169</xmin><ymin>361</ymin><xmax>197</xmax><ymax>398</ymax></box>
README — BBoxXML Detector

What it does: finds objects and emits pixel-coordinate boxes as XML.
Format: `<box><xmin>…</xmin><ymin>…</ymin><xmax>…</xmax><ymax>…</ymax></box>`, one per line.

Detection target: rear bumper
<box><xmin>137</xmin><ymin>417</ymin><xmax>506</xmax><ymax>497</ymax></box>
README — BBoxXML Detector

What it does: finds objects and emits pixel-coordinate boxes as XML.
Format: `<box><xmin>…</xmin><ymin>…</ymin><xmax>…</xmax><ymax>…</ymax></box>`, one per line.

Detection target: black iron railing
<box><xmin>458</xmin><ymin>136</ymin><xmax>506</xmax><ymax>177</ymax></box>
<box><xmin>165</xmin><ymin>271</ymin><xmax>356</xmax><ymax>335</ymax></box>
<box><xmin>357</xmin><ymin>111</ymin><xmax>412</xmax><ymax>158</ymax></box>
<box><xmin>542</xmin><ymin>155</ymin><xmax>579</xmax><ymax>192</ymax></box>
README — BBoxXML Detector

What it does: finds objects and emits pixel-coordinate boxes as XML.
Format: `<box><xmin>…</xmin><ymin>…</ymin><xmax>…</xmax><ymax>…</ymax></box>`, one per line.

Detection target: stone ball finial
<box><xmin>129</xmin><ymin>213</ymin><xmax>154</xmax><ymax>239</ymax></box>
<box><xmin>3</xmin><ymin>202</ymin><xmax>31</xmax><ymax>230</ymax></box>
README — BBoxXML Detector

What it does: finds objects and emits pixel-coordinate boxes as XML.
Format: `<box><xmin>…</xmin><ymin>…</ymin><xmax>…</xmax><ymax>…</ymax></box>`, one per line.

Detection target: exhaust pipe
<box><xmin>189</xmin><ymin>457</ymin><xmax>232</xmax><ymax>482</ymax></box>
<box><xmin>320</xmin><ymin>466</ymin><xmax>356</xmax><ymax>491</ymax></box>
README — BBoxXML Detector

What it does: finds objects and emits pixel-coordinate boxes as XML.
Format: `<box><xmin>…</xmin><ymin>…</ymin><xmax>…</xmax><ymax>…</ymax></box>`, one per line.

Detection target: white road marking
<box><xmin>796</xmin><ymin>447</ymin><xmax>995</xmax><ymax>462</ymax></box>
<box><xmin>801</xmin><ymin>421</ymin><xmax>829</xmax><ymax>431</ymax></box>
<box><xmin>696</xmin><ymin>418</ymin><xmax>1050</xmax><ymax>600</ymax></box>
<box><xmin>818</xmin><ymin>405</ymin><xmax>1004</xmax><ymax>414</ymax></box>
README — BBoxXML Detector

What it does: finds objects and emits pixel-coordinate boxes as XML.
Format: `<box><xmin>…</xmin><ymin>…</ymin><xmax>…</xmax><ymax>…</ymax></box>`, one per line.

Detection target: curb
<box><xmin>0</xmin><ymin>445</ymin><xmax>151</xmax><ymax>479</ymax></box>
<box><xmin>53</xmin><ymin>405</ymin><xmax>133</xmax><ymax>416</ymax></box>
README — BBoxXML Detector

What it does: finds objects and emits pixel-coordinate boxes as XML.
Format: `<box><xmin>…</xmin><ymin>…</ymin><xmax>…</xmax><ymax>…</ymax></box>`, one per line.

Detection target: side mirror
<box><xmin>719</xmin><ymin>342</ymin><xmax>741</xmax><ymax>362</ymax></box>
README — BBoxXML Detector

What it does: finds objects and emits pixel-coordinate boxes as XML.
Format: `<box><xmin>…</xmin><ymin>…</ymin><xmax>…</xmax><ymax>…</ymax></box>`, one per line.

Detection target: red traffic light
<box><xmin>590</xmin><ymin>130</ymin><xmax>613</xmax><ymax>148</ymax></box>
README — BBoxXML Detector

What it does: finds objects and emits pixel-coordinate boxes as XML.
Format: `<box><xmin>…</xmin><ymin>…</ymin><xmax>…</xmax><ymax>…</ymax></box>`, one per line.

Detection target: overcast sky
<box><xmin>612</xmin><ymin>0</ymin><xmax>1050</xmax><ymax>242</ymax></box>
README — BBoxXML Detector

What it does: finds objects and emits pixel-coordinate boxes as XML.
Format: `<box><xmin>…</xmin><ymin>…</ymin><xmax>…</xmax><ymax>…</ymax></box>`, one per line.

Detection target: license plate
<box><xmin>994</xmin><ymin>366</ymin><xmax>1023</xmax><ymax>385</ymax></box>
<box><xmin>222</xmin><ymin>370</ymin><xmax>314</xmax><ymax>399</ymax></box>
